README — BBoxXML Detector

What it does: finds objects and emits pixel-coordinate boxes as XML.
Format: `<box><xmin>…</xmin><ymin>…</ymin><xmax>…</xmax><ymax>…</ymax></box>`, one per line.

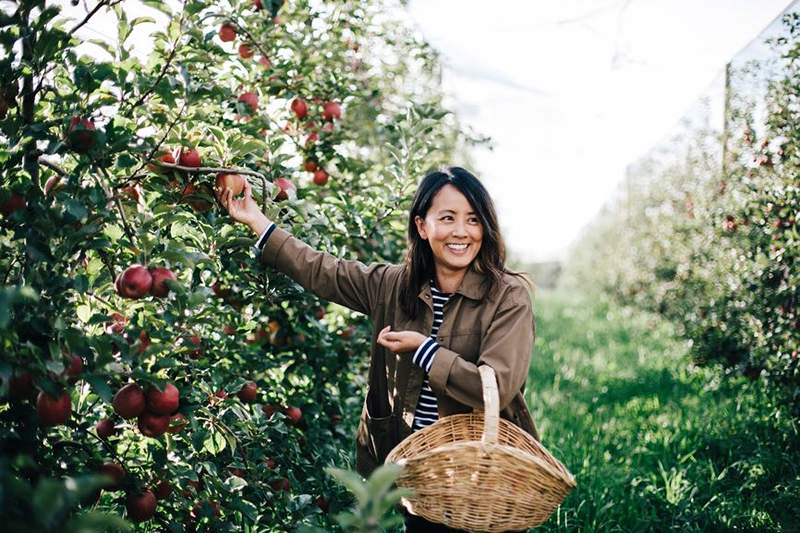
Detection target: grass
<box><xmin>528</xmin><ymin>289</ymin><xmax>800</xmax><ymax>532</ymax></box>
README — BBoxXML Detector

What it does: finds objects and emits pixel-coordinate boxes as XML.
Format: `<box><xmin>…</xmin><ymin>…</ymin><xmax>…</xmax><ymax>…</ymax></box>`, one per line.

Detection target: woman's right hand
<box><xmin>219</xmin><ymin>179</ymin><xmax>271</xmax><ymax>236</ymax></box>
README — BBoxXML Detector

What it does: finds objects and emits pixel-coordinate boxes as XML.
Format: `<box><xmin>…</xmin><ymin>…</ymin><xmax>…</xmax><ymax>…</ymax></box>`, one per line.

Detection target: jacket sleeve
<box><xmin>259</xmin><ymin>225</ymin><xmax>391</xmax><ymax>316</ymax></box>
<box><xmin>427</xmin><ymin>285</ymin><xmax>534</xmax><ymax>410</ymax></box>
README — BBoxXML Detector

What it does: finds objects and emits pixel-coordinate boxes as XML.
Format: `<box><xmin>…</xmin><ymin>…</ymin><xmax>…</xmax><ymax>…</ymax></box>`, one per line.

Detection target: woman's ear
<box><xmin>414</xmin><ymin>215</ymin><xmax>427</xmax><ymax>240</ymax></box>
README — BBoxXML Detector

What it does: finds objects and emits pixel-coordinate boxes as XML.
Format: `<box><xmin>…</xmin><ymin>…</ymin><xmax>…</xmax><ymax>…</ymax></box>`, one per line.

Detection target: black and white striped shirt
<box><xmin>410</xmin><ymin>283</ymin><xmax>449</xmax><ymax>431</ymax></box>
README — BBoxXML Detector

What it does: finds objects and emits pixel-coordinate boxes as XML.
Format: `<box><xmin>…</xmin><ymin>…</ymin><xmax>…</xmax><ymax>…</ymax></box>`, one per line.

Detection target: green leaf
<box><xmin>325</xmin><ymin>467</ymin><xmax>369</xmax><ymax>508</ymax></box>
<box><xmin>202</xmin><ymin>429</ymin><xmax>226</xmax><ymax>455</ymax></box>
<box><xmin>76</xmin><ymin>304</ymin><xmax>92</xmax><ymax>323</ymax></box>
<box><xmin>85</xmin><ymin>374</ymin><xmax>114</xmax><ymax>402</ymax></box>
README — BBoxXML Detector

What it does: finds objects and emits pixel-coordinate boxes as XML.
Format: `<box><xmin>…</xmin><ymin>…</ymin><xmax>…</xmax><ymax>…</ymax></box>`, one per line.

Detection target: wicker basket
<box><xmin>385</xmin><ymin>365</ymin><xmax>576</xmax><ymax>532</ymax></box>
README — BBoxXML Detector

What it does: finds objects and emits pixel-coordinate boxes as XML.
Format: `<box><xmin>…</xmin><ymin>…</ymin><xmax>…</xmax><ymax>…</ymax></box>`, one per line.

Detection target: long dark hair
<box><xmin>399</xmin><ymin>167</ymin><xmax>528</xmax><ymax>318</ymax></box>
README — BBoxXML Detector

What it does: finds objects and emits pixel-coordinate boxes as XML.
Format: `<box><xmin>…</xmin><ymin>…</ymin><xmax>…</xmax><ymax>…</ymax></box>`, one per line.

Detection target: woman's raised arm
<box><xmin>219</xmin><ymin>181</ymin><xmax>393</xmax><ymax>317</ymax></box>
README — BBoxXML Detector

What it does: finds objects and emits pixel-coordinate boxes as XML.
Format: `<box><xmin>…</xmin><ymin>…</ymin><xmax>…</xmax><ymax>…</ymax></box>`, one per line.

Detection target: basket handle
<box><xmin>478</xmin><ymin>364</ymin><xmax>499</xmax><ymax>446</ymax></box>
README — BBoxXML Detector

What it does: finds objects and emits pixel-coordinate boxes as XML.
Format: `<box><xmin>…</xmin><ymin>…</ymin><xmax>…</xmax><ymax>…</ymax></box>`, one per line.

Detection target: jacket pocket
<box><xmin>364</xmin><ymin>387</ymin><xmax>399</xmax><ymax>465</ymax></box>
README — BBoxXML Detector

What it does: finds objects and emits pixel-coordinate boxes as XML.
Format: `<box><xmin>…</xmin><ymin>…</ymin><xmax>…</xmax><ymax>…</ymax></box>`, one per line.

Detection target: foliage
<box><xmin>0</xmin><ymin>0</ymin><xmax>477</xmax><ymax>530</ymax></box>
<box><xmin>298</xmin><ymin>464</ymin><xmax>412</xmax><ymax>533</ymax></box>
<box><xmin>560</xmin><ymin>10</ymin><xmax>799</xmax><ymax>409</ymax></box>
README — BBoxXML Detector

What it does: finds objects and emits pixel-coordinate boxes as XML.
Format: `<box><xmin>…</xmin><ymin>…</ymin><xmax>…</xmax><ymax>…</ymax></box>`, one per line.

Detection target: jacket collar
<box><xmin>417</xmin><ymin>264</ymin><xmax>488</xmax><ymax>302</ymax></box>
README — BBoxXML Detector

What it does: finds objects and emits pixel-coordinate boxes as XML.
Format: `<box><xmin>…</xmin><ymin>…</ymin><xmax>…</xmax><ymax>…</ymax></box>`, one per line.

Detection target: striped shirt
<box><xmin>410</xmin><ymin>283</ymin><xmax>450</xmax><ymax>431</ymax></box>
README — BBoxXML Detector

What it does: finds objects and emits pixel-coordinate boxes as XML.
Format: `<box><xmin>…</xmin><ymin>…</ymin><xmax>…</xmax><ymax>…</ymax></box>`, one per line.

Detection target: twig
<box><xmin>66</xmin><ymin>0</ymin><xmax>123</xmax><ymax>38</ymax></box>
<box><xmin>38</xmin><ymin>156</ymin><xmax>67</xmax><ymax>176</ymax></box>
<box><xmin>98</xmin><ymin>167</ymin><xmax>137</xmax><ymax>248</ymax></box>
<box><xmin>123</xmin><ymin>23</ymin><xmax>183</xmax><ymax>112</ymax></box>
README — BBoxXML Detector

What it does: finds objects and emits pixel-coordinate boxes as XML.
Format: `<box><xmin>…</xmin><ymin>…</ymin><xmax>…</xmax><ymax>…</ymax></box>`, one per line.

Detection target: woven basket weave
<box><xmin>385</xmin><ymin>365</ymin><xmax>576</xmax><ymax>532</ymax></box>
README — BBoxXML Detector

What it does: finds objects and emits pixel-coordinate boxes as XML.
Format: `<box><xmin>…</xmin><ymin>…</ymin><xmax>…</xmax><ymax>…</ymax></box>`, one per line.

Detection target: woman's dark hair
<box><xmin>399</xmin><ymin>166</ymin><xmax>529</xmax><ymax>318</ymax></box>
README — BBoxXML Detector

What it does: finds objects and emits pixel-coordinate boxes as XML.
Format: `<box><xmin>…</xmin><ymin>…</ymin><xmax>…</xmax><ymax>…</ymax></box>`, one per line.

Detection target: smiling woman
<box><xmin>220</xmin><ymin>166</ymin><xmax>538</xmax><ymax>532</ymax></box>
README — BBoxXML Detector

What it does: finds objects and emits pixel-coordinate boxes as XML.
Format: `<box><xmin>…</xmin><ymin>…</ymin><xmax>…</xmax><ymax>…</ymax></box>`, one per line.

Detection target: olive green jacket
<box><xmin>260</xmin><ymin>226</ymin><xmax>539</xmax><ymax>478</ymax></box>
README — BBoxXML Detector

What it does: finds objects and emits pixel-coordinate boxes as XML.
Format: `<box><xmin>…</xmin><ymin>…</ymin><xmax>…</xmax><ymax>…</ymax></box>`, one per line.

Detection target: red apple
<box><xmin>264</xmin><ymin>457</ymin><xmax>277</xmax><ymax>470</ymax></box>
<box><xmin>116</xmin><ymin>264</ymin><xmax>153</xmax><ymax>299</ymax></box>
<box><xmin>219</xmin><ymin>23</ymin><xmax>236</xmax><ymax>42</ymax></box>
<box><xmin>191</xmin><ymin>500</ymin><xmax>220</xmax><ymax>519</ymax></box>
<box><xmin>284</xmin><ymin>406</ymin><xmax>302</xmax><ymax>425</ymax></box>
<box><xmin>290</xmin><ymin>98</ymin><xmax>308</xmax><ymax>119</ymax></box>
<box><xmin>99</xmin><ymin>462</ymin><xmax>126</xmax><ymax>489</ymax></box>
<box><xmin>64</xmin><ymin>354</ymin><xmax>83</xmax><ymax>378</ymax></box>
<box><xmin>237</xmin><ymin>381</ymin><xmax>258</xmax><ymax>403</ymax></box>
<box><xmin>96</xmin><ymin>418</ymin><xmax>116</xmax><ymax>439</ymax></box>
<box><xmin>67</xmin><ymin>116</ymin><xmax>97</xmax><ymax>153</ymax></box>
<box><xmin>261</xmin><ymin>404</ymin><xmax>276</xmax><ymax>418</ymax></box>
<box><xmin>146</xmin><ymin>383</ymin><xmax>180</xmax><ymax>415</ymax></box>
<box><xmin>126</xmin><ymin>490</ymin><xmax>157</xmax><ymax>522</ymax></box>
<box><xmin>44</xmin><ymin>175</ymin><xmax>63</xmax><ymax>195</ymax></box>
<box><xmin>138</xmin><ymin>411</ymin><xmax>170</xmax><ymax>437</ymax></box>
<box><xmin>107</xmin><ymin>312</ymin><xmax>127</xmax><ymax>335</ymax></box>
<box><xmin>258</xmin><ymin>55</ymin><xmax>271</xmax><ymax>69</ymax></box>
<box><xmin>215</xmin><ymin>173</ymin><xmax>246</xmax><ymax>198</ymax></box>
<box><xmin>167</xmin><ymin>412</ymin><xmax>188</xmax><ymax>434</ymax></box>
<box><xmin>131</xmin><ymin>329</ymin><xmax>151</xmax><ymax>355</ymax></box>
<box><xmin>8</xmin><ymin>372</ymin><xmax>35</xmax><ymax>401</ymax></box>
<box><xmin>312</xmin><ymin>168</ymin><xmax>329</xmax><ymax>186</ymax></box>
<box><xmin>270</xmin><ymin>477</ymin><xmax>290</xmax><ymax>492</ymax></box>
<box><xmin>322</xmin><ymin>101</ymin><xmax>341</xmax><ymax>121</ymax></box>
<box><xmin>183</xmin><ymin>334</ymin><xmax>203</xmax><ymax>359</ymax></box>
<box><xmin>0</xmin><ymin>193</ymin><xmax>26</xmax><ymax>217</ymax></box>
<box><xmin>274</xmin><ymin>177</ymin><xmax>294</xmax><ymax>201</ymax></box>
<box><xmin>238</xmin><ymin>91</ymin><xmax>258</xmax><ymax>112</ymax></box>
<box><xmin>303</xmin><ymin>160</ymin><xmax>317</xmax><ymax>172</ymax></box>
<box><xmin>148</xmin><ymin>152</ymin><xmax>176</xmax><ymax>174</ymax></box>
<box><xmin>181</xmin><ymin>182</ymin><xmax>212</xmax><ymax>212</ymax></box>
<box><xmin>113</xmin><ymin>383</ymin><xmax>146</xmax><ymax>419</ymax></box>
<box><xmin>238</xmin><ymin>43</ymin><xmax>254</xmax><ymax>59</ymax></box>
<box><xmin>305</xmin><ymin>131</ymin><xmax>319</xmax><ymax>147</ymax></box>
<box><xmin>154</xmin><ymin>479</ymin><xmax>173</xmax><ymax>500</ymax></box>
<box><xmin>178</xmin><ymin>148</ymin><xmax>201</xmax><ymax>168</ymax></box>
<box><xmin>119</xmin><ymin>185</ymin><xmax>140</xmax><ymax>203</ymax></box>
<box><xmin>214</xmin><ymin>389</ymin><xmax>229</xmax><ymax>400</ymax></box>
<box><xmin>315</xmin><ymin>496</ymin><xmax>329</xmax><ymax>512</ymax></box>
<box><xmin>149</xmin><ymin>267</ymin><xmax>177</xmax><ymax>297</ymax></box>
<box><xmin>253</xmin><ymin>0</ymin><xmax>263</xmax><ymax>10</ymax></box>
<box><xmin>223</xmin><ymin>324</ymin><xmax>236</xmax><ymax>336</ymax></box>
<box><xmin>37</xmin><ymin>391</ymin><xmax>71</xmax><ymax>426</ymax></box>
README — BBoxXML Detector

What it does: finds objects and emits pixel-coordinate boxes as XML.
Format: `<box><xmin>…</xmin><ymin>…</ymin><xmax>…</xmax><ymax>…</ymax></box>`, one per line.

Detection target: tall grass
<box><xmin>529</xmin><ymin>289</ymin><xmax>800</xmax><ymax>532</ymax></box>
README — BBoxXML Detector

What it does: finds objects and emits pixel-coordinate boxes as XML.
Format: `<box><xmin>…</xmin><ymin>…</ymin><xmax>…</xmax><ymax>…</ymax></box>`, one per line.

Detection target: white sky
<box><xmin>53</xmin><ymin>0</ymin><xmax>793</xmax><ymax>263</ymax></box>
<box><xmin>406</xmin><ymin>0</ymin><xmax>794</xmax><ymax>263</ymax></box>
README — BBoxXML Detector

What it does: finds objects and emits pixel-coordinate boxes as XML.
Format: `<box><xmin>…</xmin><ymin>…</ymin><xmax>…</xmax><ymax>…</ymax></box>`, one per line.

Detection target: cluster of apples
<box><xmin>115</xmin><ymin>264</ymin><xmax>177</xmax><ymax>299</ymax></box>
<box><xmin>111</xmin><ymin>382</ymin><xmax>185</xmax><ymax>438</ymax></box>
<box><xmin>217</xmin><ymin>21</ymin><xmax>268</xmax><ymax>113</ymax></box>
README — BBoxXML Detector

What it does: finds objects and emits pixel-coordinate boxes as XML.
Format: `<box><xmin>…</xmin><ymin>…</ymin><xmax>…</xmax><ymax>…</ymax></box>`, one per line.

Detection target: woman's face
<box><xmin>415</xmin><ymin>184</ymin><xmax>484</xmax><ymax>274</ymax></box>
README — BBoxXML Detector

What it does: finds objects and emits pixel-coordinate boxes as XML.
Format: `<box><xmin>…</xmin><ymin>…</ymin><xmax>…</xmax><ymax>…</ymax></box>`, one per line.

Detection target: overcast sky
<box><xmin>55</xmin><ymin>0</ymin><xmax>794</xmax><ymax>263</ymax></box>
<box><xmin>406</xmin><ymin>0</ymin><xmax>794</xmax><ymax>263</ymax></box>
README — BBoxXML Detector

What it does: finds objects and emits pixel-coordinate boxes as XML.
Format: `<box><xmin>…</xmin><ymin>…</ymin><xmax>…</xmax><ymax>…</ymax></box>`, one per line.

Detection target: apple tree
<box><xmin>0</xmin><ymin>0</ymin><xmax>478</xmax><ymax>530</ymax></box>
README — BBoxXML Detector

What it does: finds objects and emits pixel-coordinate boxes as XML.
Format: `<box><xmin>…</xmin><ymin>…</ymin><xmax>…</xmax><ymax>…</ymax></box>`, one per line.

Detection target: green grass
<box><xmin>528</xmin><ymin>289</ymin><xmax>800</xmax><ymax>532</ymax></box>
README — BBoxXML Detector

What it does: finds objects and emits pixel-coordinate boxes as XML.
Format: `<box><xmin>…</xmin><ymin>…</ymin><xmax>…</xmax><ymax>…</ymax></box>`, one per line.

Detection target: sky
<box><xmin>54</xmin><ymin>0</ymin><xmax>794</xmax><ymax>263</ymax></box>
<box><xmin>405</xmin><ymin>0</ymin><xmax>794</xmax><ymax>263</ymax></box>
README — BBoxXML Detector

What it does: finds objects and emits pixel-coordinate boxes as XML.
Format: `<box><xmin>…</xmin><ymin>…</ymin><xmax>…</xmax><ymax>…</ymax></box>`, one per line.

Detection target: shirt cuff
<box><xmin>253</xmin><ymin>223</ymin><xmax>276</xmax><ymax>257</ymax></box>
<box><xmin>412</xmin><ymin>337</ymin><xmax>439</xmax><ymax>373</ymax></box>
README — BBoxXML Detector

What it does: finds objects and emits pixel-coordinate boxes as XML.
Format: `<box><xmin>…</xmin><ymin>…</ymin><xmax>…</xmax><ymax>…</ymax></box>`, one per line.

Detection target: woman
<box><xmin>220</xmin><ymin>167</ymin><xmax>539</xmax><ymax>532</ymax></box>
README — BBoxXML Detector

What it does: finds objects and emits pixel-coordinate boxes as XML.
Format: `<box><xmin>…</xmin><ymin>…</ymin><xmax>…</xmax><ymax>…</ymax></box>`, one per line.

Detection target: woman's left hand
<box><xmin>376</xmin><ymin>326</ymin><xmax>428</xmax><ymax>354</ymax></box>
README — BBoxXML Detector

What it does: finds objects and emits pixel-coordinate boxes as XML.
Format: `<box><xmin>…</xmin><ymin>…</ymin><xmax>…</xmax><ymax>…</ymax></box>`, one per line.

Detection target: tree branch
<box><xmin>66</xmin><ymin>0</ymin><xmax>122</xmax><ymax>38</ymax></box>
